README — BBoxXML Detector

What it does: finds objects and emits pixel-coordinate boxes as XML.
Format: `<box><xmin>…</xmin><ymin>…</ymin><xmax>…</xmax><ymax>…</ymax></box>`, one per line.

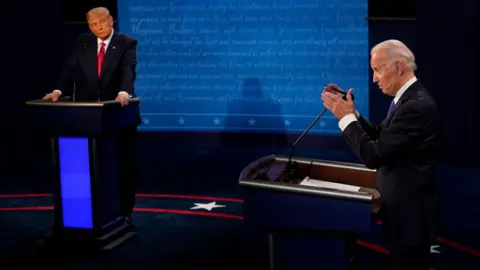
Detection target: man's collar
<box><xmin>97</xmin><ymin>30</ymin><xmax>114</xmax><ymax>46</ymax></box>
<box><xmin>394</xmin><ymin>76</ymin><xmax>417</xmax><ymax>104</ymax></box>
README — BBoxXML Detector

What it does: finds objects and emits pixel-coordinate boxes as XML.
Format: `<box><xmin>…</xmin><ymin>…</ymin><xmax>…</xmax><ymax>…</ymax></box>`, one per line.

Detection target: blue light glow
<box><xmin>58</xmin><ymin>137</ymin><xmax>93</xmax><ymax>229</ymax></box>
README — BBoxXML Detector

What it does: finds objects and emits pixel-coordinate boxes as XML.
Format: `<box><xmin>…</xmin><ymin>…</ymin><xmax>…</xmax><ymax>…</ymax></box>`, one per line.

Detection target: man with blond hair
<box><xmin>322</xmin><ymin>39</ymin><xmax>439</xmax><ymax>269</ymax></box>
<box><xmin>43</xmin><ymin>7</ymin><xmax>140</xmax><ymax>223</ymax></box>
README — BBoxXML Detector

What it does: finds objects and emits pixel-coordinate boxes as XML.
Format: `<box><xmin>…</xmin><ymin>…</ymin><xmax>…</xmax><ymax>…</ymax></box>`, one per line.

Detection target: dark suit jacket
<box><xmin>342</xmin><ymin>80</ymin><xmax>440</xmax><ymax>246</ymax></box>
<box><xmin>55</xmin><ymin>31</ymin><xmax>137</xmax><ymax>102</ymax></box>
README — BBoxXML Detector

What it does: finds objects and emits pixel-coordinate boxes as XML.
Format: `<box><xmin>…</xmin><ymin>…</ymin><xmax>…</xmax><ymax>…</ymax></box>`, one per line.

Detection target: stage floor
<box><xmin>0</xmin><ymin>192</ymin><xmax>479</xmax><ymax>269</ymax></box>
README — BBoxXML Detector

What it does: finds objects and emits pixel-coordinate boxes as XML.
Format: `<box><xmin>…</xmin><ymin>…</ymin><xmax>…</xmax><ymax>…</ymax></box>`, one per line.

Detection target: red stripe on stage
<box><xmin>0</xmin><ymin>193</ymin><xmax>52</xmax><ymax>198</ymax></box>
<box><xmin>133</xmin><ymin>207</ymin><xmax>244</xmax><ymax>220</ymax></box>
<box><xmin>437</xmin><ymin>237</ymin><xmax>480</xmax><ymax>257</ymax></box>
<box><xmin>0</xmin><ymin>205</ymin><xmax>244</xmax><ymax>220</ymax></box>
<box><xmin>0</xmin><ymin>193</ymin><xmax>244</xmax><ymax>203</ymax></box>
<box><xmin>1</xmin><ymin>192</ymin><xmax>479</xmax><ymax>261</ymax></box>
<box><xmin>0</xmin><ymin>206</ymin><xmax>54</xmax><ymax>211</ymax></box>
<box><xmin>356</xmin><ymin>239</ymin><xmax>388</xmax><ymax>254</ymax></box>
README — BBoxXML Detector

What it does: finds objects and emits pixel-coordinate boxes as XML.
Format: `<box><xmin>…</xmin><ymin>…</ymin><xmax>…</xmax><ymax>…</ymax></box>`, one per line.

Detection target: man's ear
<box><xmin>396</xmin><ymin>60</ymin><xmax>404</xmax><ymax>75</ymax></box>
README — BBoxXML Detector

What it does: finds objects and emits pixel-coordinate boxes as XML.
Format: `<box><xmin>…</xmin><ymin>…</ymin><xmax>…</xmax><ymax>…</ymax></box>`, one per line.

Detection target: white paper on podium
<box><xmin>299</xmin><ymin>177</ymin><xmax>361</xmax><ymax>192</ymax></box>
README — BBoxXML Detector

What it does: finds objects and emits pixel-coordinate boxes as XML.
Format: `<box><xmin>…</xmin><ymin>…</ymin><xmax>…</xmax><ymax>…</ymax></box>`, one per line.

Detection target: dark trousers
<box><xmin>116</xmin><ymin>126</ymin><xmax>138</xmax><ymax>217</ymax></box>
<box><xmin>387</xmin><ymin>241</ymin><xmax>430</xmax><ymax>270</ymax></box>
<box><xmin>379</xmin><ymin>204</ymin><xmax>431</xmax><ymax>270</ymax></box>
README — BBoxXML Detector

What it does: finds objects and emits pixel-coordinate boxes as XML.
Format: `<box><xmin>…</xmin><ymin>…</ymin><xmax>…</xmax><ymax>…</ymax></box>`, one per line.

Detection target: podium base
<box><xmin>35</xmin><ymin>218</ymin><xmax>137</xmax><ymax>253</ymax></box>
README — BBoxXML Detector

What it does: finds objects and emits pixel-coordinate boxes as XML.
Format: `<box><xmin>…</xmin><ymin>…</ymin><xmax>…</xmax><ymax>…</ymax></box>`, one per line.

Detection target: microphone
<box><xmin>278</xmin><ymin>85</ymin><xmax>354</xmax><ymax>182</ymax></box>
<box><xmin>72</xmin><ymin>43</ymin><xmax>88</xmax><ymax>102</ymax></box>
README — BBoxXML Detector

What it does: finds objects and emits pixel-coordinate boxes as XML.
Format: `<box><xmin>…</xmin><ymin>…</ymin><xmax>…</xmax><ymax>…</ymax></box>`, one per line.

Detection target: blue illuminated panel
<box><xmin>58</xmin><ymin>137</ymin><xmax>93</xmax><ymax>229</ymax></box>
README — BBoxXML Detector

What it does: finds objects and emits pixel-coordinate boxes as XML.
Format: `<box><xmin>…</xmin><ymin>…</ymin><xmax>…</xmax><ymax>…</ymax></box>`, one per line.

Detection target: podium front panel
<box><xmin>52</xmin><ymin>135</ymin><xmax>121</xmax><ymax>232</ymax></box>
<box><xmin>57</xmin><ymin>137</ymin><xmax>94</xmax><ymax>229</ymax></box>
<box><xmin>242</xmin><ymin>184</ymin><xmax>374</xmax><ymax>232</ymax></box>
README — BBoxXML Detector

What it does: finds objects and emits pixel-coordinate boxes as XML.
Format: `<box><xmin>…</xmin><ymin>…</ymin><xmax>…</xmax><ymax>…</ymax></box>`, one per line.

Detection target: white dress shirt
<box><xmin>338</xmin><ymin>76</ymin><xmax>417</xmax><ymax>131</ymax></box>
<box><xmin>54</xmin><ymin>30</ymin><xmax>130</xmax><ymax>99</ymax></box>
<box><xmin>97</xmin><ymin>30</ymin><xmax>114</xmax><ymax>54</ymax></box>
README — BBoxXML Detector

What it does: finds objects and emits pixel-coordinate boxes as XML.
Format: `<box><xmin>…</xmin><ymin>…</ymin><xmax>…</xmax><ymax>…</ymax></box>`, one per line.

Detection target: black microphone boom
<box><xmin>278</xmin><ymin>85</ymin><xmax>354</xmax><ymax>182</ymax></box>
<box><xmin>281</xmin><ymin>107</ymin><xmax>328</xmax><ymax>181</ymax></box>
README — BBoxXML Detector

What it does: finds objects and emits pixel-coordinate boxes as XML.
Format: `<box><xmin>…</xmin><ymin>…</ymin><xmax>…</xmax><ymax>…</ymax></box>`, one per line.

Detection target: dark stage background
<box><xmin>1</xmin><ymin>0</ymin><xmax>478</xmax><ymax>250</ymax></box>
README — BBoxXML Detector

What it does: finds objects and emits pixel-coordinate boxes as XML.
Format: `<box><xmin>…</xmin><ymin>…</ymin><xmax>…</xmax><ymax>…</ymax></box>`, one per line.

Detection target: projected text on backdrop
<box><xmin>118</xmin><ymin>0</ymin><xmax>369</xmax><ymax>133</ymax></box>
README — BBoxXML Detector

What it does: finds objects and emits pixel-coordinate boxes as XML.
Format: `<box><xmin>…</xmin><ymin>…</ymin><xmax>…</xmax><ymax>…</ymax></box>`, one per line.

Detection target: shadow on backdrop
<box><xmin>222</xmin><ymin>78</ymin><xmax>288</xmax><ymax>149</ymax></box>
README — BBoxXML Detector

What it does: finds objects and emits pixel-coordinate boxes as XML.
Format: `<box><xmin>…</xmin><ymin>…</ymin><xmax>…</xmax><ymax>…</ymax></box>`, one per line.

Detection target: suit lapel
<box><xmin>100</xmin><ymin>33</ymin><xmax>118</xmax><ymax>80</ymax></box>
<box><xmin>383</xmin><ymin>104</ymin><xmax>400</xmax><ymax>128</ymax></box>
<box><xmin>85</xmin><ymin>37</ymin><xmax>98</xmax><ymax>82</ymax></box>
<box><xmin>382</xmin><ymin>81</ymin><xmax>421</xmax><ymax>128</ymax></box>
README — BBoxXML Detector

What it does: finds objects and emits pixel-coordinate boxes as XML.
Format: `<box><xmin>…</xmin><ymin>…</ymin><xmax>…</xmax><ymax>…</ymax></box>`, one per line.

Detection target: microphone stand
<box><xmin>278</xmin><ymin>87</ymin><xmax>354</xmax><ymax>183</ymax></box>
<box><xmin>72</xmin><ymin>43</ymin><xmax>88</xmax><ymax>102</ymax></box>
<box><xmin>280</xmin><ymin>108</ymin><xmax>328</xmax><ymax>182</ymax></box>
<box><xmin>73</xmin><ymin>61</ymin><xmax>80</xmax><ymax>102</ymax></box>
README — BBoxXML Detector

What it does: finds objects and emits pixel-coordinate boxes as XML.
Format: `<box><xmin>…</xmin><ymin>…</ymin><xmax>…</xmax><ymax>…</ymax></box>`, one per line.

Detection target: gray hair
<box><xmin>371</xmin><ymin>39</ymin><xmax>417</xmax><ymax>71</ymax></box>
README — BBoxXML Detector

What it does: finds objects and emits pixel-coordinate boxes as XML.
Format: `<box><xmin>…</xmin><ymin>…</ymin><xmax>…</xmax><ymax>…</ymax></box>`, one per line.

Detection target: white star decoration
<box><xmin>430</xmin><ymin>245</ymin><xmax>440</xmax><ymax>253</ymax></box>
<box><xmin>190</xmin><ymin>201</ymin><xmax>225</xmax><ymax>211</ymax></box>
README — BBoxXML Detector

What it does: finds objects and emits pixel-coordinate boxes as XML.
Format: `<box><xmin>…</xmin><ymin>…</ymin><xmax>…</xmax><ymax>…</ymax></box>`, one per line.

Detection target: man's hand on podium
<box><xmin>42</xmin><ymin>91</ymin><xmax>61</xmax><ymax>102</ymax></box>
<box><xmin>359</xmin><ymin>187</ymin><xmax>381</xmax><ymax>200</ymax></box>
<box><xmin>116</xmin><ymin>92</ymin><xmax>130</xmax><ymax>107</ymax></box>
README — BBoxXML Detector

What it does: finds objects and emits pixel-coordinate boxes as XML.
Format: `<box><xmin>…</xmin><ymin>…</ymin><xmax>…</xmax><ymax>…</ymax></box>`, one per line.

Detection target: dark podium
<box><xmin>239</xmin><ymin>155</ymin><xmax>380</xmax><ymax>270</ymax></box>
<box><xmin>25</xmin><ymin>98</ymin><xmax>140</xmax><ymax>250</ymax></box>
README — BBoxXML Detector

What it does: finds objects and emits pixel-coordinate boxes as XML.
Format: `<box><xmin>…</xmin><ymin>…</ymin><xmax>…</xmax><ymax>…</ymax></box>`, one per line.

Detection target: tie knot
<box><xmin>389</xmin><ymin>100</ymin><xmax>395</xmax><ymax>108</ymax></box>
<box><xmin>387</xmin><ymin>100</ymin><xmax>396</xmax><ymax>117</ymax></box>
<box><xmin>100</xmin><ymin>42</ymin><xmax>105</xmax><ymax>47</ymax></box>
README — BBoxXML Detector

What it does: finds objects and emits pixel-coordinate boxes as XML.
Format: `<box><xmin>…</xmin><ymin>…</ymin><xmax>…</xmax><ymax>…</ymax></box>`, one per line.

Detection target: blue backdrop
<box><xmin>118</xmin><ymin>0</ymin><xmax>369</xmax><ymax>134</ymax></box>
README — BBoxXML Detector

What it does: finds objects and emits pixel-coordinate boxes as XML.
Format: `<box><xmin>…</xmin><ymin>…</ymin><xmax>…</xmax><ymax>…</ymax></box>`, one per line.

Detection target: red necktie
<box><xmin>97</xmin><ymin>42</ymin><xmax>105</xmax><ymax>102</ymax></box>
<box><xmin>97</xmin><ymin>42</ymin><xmax>105</xmax><ymax>78</ymax></box>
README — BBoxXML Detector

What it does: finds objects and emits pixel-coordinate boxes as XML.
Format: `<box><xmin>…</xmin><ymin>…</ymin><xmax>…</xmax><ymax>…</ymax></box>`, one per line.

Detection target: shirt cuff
<box><xmin>118</xmin><ymin>91</ymin><xmax>131</xmax><ymax>98</ymax></box>
<box><xmin>354</xmin><ymin>110</ymin><xmax>360</xmax><ymax>118</ymax></box>
<box><xmin>338</xmin><ymin>113</ymin><xmax>357</xmax><ymax>131</ymax></box>
<box><xmin>53</xmin><ymin>89</ymin><xmax>62</xmax><ymax>96</ymax></box>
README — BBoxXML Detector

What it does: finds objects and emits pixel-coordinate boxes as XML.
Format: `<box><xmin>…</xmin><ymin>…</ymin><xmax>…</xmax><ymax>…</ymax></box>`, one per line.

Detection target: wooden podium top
<box><xmin>25</xmin><ymin>98</ymin><xmax>140</xmax><ymax>108</ymax></box>
<box><xmin>239</xmin><ymin>155</ymin><xmax>382</xmax><ymax>212</ymax></box>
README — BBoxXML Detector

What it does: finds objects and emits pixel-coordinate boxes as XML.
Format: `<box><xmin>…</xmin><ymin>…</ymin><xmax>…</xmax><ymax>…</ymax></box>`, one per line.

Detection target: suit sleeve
<box><xmin>357</xmin><ymin>115</ymin><xmax>384</xmax><ymax>140</ymax></box>
<box><xmin>342</xmin><ymin>100</ymin><xmax>430</xmax><ymax>169</ymax></box>
<box><xmin>55</xmin><ymin>36</ymin><xmax>86</xmax><ymax>96</ymax></box>
<box><xmin>119</xmin><ymin>38</ymin><xmax>137</xmax><ymax>95</ymax></box>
